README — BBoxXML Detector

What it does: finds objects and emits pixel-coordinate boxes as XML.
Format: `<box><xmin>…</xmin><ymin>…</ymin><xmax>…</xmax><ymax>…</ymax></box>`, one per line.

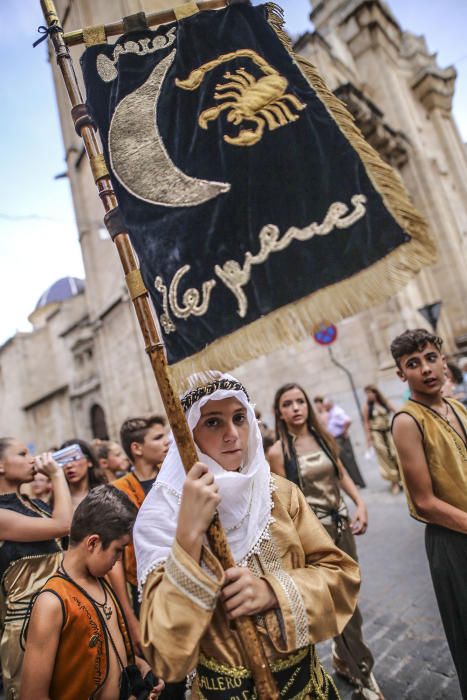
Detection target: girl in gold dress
<box><xmin>268</xmin><ymin>383</ymin><xmax>383</xmax><ymax>700</ymax></box>
<box><xmin>134</xmin><ymin>373</ymin><xmax>360</xmax><ymax>699</ymax></box>
<box><xmin>362</xmin><ymin>385</ymin><xmax>400</xmax><ymax>494</ymax></box>
<box><xmin>0</xmin><ymin>438</ymin><xmax>72</xmax><ymax>698</ymax></box>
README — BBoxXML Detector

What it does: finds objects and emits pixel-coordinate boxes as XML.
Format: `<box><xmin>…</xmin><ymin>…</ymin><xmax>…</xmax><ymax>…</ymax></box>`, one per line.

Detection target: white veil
<box><xmin>134</xmin><ymin>374</ymin><xmax>274</xmax><ymax>589</ymax></box>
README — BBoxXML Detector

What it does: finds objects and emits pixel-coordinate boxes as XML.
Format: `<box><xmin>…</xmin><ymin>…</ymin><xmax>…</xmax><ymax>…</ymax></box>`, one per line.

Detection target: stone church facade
<box><xmin>2</xmin><ymin>0</ymin><xmax>466</xmax><ymax>451</ymax></box>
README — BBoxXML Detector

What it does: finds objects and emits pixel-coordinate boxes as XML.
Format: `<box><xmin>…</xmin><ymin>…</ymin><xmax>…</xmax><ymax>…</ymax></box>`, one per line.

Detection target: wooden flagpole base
<box><xmin>39</xmin><ymin>1</ymin><xmax>279</xmax><ymax>697</ymax></box>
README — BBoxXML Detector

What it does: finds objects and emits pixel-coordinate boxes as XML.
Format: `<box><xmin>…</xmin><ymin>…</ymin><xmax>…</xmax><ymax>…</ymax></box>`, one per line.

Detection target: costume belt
<box><xmin>196</xmin><ymin>645</ymin><xmax>336</xmax><ymax>699</ymax></box>
<box><xmin>312</xmin><ymin>503</ymin><xmax>348</xmax><ymax>534</ymax></box>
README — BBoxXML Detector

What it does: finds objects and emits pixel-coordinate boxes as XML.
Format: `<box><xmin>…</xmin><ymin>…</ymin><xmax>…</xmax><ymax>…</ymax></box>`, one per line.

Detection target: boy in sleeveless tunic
<box><xmin>20</xmin><ymin>486</ymin><xmax>164</xmax><ymax>700</ymax></box>
<box><xmin>111</xmin><ymin>417</ymin><xmax>186</xmax><ymax>700</ymax></box>
<box><xmin>113</xmin><ymin>416</ymin><xmax>169</xmax><ymax>609</ymax></box>
<box><xmin>390</xmin><ymin>329</ymin><xmax>467</xmax><ymax>699</ymax></box>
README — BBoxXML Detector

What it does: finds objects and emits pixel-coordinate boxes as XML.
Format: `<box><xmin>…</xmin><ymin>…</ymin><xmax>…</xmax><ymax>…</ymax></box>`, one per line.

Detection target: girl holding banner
<box><xmin>134</xmin><ymin>373</ymin><xmax>360</xmax><ymax>699</ymax></box>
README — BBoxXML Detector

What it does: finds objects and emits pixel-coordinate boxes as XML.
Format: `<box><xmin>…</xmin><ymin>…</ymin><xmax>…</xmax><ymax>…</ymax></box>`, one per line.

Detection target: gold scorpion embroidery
<box><xmin>176</xmin><ymin>49</ymin><xmax>306</xmax><ymax>146</ymax></box>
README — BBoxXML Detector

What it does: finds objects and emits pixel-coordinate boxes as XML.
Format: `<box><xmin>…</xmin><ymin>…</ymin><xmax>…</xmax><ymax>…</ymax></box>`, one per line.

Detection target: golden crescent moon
<box><xmin>109</xmin><ymin>49</ymin><xmax>230</xmax><ymax>207</ymax></box>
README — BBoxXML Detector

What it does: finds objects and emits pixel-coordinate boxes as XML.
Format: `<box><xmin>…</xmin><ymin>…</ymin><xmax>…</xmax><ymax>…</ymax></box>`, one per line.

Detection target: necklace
<box><xmin>60</xmin><ymin>563</ymin><xmax>113</xmax><ymax>620</ymax></box>
<box><xmin>92</xmin><ymin>581</ymin><xmax>113</xmax><ymax>621</ymax></box>
<box><xmin>431</xmin><ymin>400</ymin><xmax>451</xmax><ymax>423</ymax></box>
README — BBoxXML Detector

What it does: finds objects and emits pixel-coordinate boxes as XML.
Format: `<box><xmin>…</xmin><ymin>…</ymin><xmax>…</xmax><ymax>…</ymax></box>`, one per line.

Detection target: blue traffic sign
<box><xmin>313</xmin><ymin>323</ymin><xmax>337</xmax><ymax>345</ymax></box>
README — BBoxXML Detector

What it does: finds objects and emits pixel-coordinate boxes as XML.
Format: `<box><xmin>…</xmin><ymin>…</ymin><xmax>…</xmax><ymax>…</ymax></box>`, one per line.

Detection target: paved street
<box><xmin>317</xmin><ymin>454</ymin><xmax>461</xmax><ymax>700</ymax></box>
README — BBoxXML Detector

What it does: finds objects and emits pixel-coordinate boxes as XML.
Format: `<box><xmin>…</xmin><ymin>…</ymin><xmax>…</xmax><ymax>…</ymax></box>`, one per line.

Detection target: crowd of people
<box><xmin>0</xmin><ymin>328</ymin><xmax>466</xmax><ymax>700</ymax></box>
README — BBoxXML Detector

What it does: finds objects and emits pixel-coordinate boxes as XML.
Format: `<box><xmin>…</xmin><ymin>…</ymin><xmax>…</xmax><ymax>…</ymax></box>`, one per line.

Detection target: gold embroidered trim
<box><xmin>215</xmin><ymin>195</ymin><xmax>366</xmax><ymax>318</ymax></box>
<box><xmin>254</xmin><ymin>537</ymin><xmax>309</xmax><ymax>650</ymax></box>
<box><xmin>271</xmin><ymin>569</ymin><xmax>309</xmax><ymax>649</ymax></box>
<box><xmin>96</xmin><ymin>27</ymin><xmax>177</xmax><ymax>83</ymax></box>
<box><xmin>89</xmin><ymin>154</ymin><xmax>109</xmax><ymax>182</ymax></box>
<box><xmin>83</xmin><ymin>24</ymin><xmax>106</xmax><ymax>48</ymax></box>
<box><xmin>125</xmin><ymin>270</ymin><xmax>147</xmax><ymax>301</ymax></box>
<box><xmin>198</xmin><ymin>645</ymin><xmax>339</xmax><ymax>700</ymax></box>
<box><xmin>169</xmin><ymin>266</ymin><xmax>216</xmax><ymax>320</ymax></box>
<box><xmin>155</xmin><ymin>194</ymin><xmax>366</xmax><ymax>331</ymax></box>
<box><xmin>181</xmin><ymin>378</ymin><xmax>249</xmax><ymax>411</ymax></box>
<box><xmin>154</xmin><ymin>277</ymin><xmax>176</xmax><ymax>334</ymax></box>
<box><xmin>176</xmin><ymin>49</ymin><xmax>306</xmax><ymax>147</ymax></box>
<box><xmin>199</xmin><ymin>654</ymin><xmax>251</xmax><ymax>680</ymax></box>
<box><xmin>199</xmin><ymin>645</ymin><xmax>309</xmax><ymax>678</ymax></box>
<box><xmin>174</xmin><ymin>1</ymin><xmax>199</xmax><ymax>20</ymax></box>
<box><xmin>198</xmin><ymin>646</ymin><xmax>334</xmax><ymax>700</ymax></box>
<box><xmin>109</xmin><ymin>50</ymin><xmax>230</xmax><ymax>208</ymax></box>
<box><xmin>165</xmin><ymin>551</ymin><xmax>219</xmax><ymax>611</ymax></box>
<box><xmin>155</xmin><ymin>266</ymin><xmax>216</xmax><ymax>332</ymax></box>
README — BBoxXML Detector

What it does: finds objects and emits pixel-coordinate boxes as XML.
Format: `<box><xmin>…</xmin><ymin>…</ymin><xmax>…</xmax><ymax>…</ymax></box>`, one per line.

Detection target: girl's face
<box><xmin>278</xmin><ymin>387</ymin><xmax>309</xmax><ymax>428</ymax></box>
<box><xmin>0</xmin><ymin>440</ymin><xmax>35</xmax><ymax>486</ymax></box>
<box><xmin>193</xmin><ymin>397</ymin><xmax>249</xmax><ymax>472</ymax></box>
<box><xmin>107</xmin><ymin>443</ymin><xmax>127</xmax><ymax>473</ymax></box>
<box><xmin>31</xmin><ymin>473</ymin><xmax>52</xmax><ymax>498</ymax></box>
<box><xmin>365</xmin><ymin>389</ymin><xmax>377</xmax><ymax>402</ymax></box>
<box><xmin>63</xmin><ymin>454</ymin><xmax>91</xmax><ymax>486</ymax></box>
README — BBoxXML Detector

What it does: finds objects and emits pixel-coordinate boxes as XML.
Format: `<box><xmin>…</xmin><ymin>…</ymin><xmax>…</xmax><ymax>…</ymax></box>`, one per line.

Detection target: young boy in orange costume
<box><xmin>110</xmin><ymin>417</ymin><xmax>185</xmax><ymax>699</ymax></box>
<box><xmin>20</xmin><ymin>485</ymin><xmax>163</xmax><ymax>700</ymax></box>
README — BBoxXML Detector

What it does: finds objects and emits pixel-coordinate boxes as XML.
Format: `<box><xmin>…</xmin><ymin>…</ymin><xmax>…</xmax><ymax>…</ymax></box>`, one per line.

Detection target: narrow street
<box><xmin>318</xmin><ymin>456</ymin><xmax>461</xmax><ymax>699</ymax></box>
<box><xmin>1</xmin><ymin>458</ymin><xmax>460</xmax><ymax>700</ymax></box>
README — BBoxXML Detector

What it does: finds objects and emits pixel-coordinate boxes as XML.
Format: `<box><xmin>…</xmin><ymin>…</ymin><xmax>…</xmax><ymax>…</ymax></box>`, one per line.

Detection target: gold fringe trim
<box><xmin>168</xmin><ymin>2</ymin><xmax>436</xmax><ymax>391</ymax></box>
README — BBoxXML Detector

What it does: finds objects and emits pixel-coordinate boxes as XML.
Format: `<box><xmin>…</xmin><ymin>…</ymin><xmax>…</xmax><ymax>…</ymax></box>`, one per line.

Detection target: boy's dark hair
<box><xmin>446</xmin><ymin>361</ymin><xmax>463</xmax><ymax>385</ymax></box>
<box><xmin>92</xmin><ymin>439</ymin><xmax>111</xmax><ymax>461</ymax></box>
<box><xmin>390</xmin><ymin>328</ymin><xmax>443</xmax><ymax>368</ymax></box>
<box><xmin>69</xmin><ymin>485</ymin><xmax>138</xmax><ymax>548</ymax></box>
<box><xmin>120</xmin><ymin>415</ymin><xmax>166</xmax><ymax>461</ymax></box>
<box><xmin>262</xmin><ymin>433</ymin><xmax>275</xmax><ymax>453</ymax></box>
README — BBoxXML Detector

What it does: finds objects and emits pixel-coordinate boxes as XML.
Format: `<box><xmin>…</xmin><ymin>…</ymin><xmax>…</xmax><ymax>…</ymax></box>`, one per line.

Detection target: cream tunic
<box><xmin>140</xmin><ymin>476</ymin><xmax>360</xmax><ymax>696</ymax></box>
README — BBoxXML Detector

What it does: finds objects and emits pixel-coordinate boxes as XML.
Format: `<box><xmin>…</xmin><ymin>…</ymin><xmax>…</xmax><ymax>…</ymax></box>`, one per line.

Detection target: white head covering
<box><xmin>134</xmin><ymin>373</ymin><xmax>274</xmax><ymax>589</ymax></box>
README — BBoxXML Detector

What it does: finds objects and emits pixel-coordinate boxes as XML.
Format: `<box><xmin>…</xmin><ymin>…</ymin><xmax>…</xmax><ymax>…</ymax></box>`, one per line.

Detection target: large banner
<box><xmin>82</xmin><ymin>3</ymin><xmax>434</xmax><ymax>383</ymax></box>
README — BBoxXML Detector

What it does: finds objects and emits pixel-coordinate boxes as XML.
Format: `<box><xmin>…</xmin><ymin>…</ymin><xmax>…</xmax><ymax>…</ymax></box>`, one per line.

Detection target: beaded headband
<box><xmin>181</xmin><ymin>379</ymin><xmax>250</xmax><ymax>412</ymax></box>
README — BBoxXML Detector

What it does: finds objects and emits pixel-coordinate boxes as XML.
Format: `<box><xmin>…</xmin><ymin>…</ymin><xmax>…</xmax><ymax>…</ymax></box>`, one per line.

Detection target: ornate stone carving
<box><xmin>334</xmin><ymin>82</ymin><xmax>409</xmax><ymax>167</ymax></box>
<box><xmin>411</xmin><ymin>67</ymin><xmax>456</xmax><ymax>113</ymax></box>
<box><xmin>401</xmin><ymin>31</ymin><xmax>456</xmax><ymax>113</ymax></box>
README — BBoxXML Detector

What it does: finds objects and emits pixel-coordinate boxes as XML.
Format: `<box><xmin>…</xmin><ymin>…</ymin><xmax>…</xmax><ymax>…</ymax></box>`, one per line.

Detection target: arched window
<box><xmin>90</xmin><ymin>403</ymin><xmax>109</xmax><ymax>440</ymax></box>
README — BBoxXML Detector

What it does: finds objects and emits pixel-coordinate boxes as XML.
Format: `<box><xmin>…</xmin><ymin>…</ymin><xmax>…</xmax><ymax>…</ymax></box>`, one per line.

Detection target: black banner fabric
<box><xmin>82</xmin><ymin>3</ymin><xmax>433</xmax><ymax>379</ymax></box>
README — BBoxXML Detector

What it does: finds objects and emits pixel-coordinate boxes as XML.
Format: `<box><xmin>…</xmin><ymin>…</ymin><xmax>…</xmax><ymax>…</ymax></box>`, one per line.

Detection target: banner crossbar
<box><xmin>63</xmin><ymin>0</ymin><xmax>236</xmax><ymax>47</ymax></box>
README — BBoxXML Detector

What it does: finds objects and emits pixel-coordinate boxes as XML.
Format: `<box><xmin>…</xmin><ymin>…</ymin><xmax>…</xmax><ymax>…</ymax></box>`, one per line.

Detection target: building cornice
<box><xmin>336</xmin><ymin>0</ymin><xmax>402</xmax><ymax>62</ymax></box>
<box><xmin>69</xmin><ymin>375</ymin><xmax>101</xmax><ymax>399</ymax></box>
<box><xmin>23</xmin><ymin>384</ymin><xmax>68</xmax><ymax>411</ymax></box>
<box><xmin>411</xmin><ymin>65</ymin><xmax>456</xmax><ymax>113</ymax></box>
<box><xmin>335</xmin><ymin>82</ymin><xmax>410</xmax><ymax>167</ymax></box>
<box><xmin>59</xmin><ymin>313</ymin><xmax>90</xmax><ymax>338</ymax></box>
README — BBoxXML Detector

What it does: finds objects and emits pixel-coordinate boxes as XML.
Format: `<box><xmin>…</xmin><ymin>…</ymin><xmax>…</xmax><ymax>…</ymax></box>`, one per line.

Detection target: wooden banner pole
<box><xmin>38</xmin><ymin>1</ymin><xmax>279</xmax><ymax>697</ymax></box>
